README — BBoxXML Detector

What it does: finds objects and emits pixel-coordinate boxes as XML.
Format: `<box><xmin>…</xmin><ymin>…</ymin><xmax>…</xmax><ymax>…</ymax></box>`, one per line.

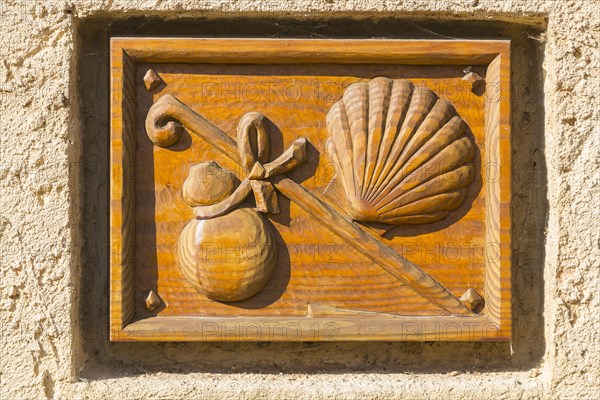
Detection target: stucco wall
<box><xmin>1</xmin><ymin>1</ymin><xmax>598</xmax><ymax>399</ymax></box>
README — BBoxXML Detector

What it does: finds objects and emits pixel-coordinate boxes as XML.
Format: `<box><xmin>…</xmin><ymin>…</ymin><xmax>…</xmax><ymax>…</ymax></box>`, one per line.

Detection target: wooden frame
<box><xmin>110</xmin><ymin>38</ymin><xmax>511</xmax><ymax>341</ymax></box>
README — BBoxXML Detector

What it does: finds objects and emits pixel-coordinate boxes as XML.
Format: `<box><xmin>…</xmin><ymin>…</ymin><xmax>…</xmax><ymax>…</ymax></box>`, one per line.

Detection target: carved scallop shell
<box><xmin>326</xmin><ymin>77</ymin><xmax>476</xmax><ymax>225</ymax></box>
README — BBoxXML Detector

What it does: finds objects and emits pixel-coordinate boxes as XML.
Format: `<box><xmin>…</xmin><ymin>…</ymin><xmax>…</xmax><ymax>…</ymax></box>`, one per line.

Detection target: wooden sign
<box><xmin>110</xmin><ymin>38</ymin><xmax>511</xmax><ymax>341</ymax></box>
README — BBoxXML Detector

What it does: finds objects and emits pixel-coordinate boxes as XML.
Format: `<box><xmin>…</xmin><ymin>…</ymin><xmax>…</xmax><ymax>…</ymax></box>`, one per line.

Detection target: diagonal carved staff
<box><xmin>145</xmin><ymin>94</ymin><xmax>472</xmax><ymax>316</ymax></box>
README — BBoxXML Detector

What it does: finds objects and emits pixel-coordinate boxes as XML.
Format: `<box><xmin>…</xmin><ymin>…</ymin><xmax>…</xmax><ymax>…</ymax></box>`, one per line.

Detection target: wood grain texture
<box><xmin>181</xmin><ymin>161</ymin><xmax>239</xmax><ymax>207</ymax></box>
<box><xmin>177</xmin><ymin>208</ymin><xmax>278</xmax><ymax>302</ymax></box>
<box><xmin>109</xmin><ymin>50</ymin><xmax>136</xmax><ymax>339</ymax></box>
<box><xmin>325</xmin><ymin>77</ymin><xmax>476</xmax><ymax>225</ymax></box>
<box><xmin>164</xmin><ymin>107</ymin><xmax>308</xmax><ymax>301</ymax></box>
<box><xmin>110</xmin><ymin>38</ymin><xmax>511</xmax><ymax>341</ymax></box>
<box><xmin>122</xmin><ymin>315</ymin><xmax>505</xmax><ymax>342</ymax></box>
<box><xmin>251</xmin><ymin>180</ymin><xmax>280</xmax><ymax>213</ymax></box>
<box><xmin>483</xmin><ymin>49</ymin><xmax>512</xmax><ymax>337</ymax></box>
<box><xmin>144</xmin><ymin>94</ymin><xmax>472</xmax><ymax>316</ymax></box>
<box><xmin>111</xmin><ymin>38</ymin><xmax>508</xmax><ymax>65</ymax></box>
<box><xmin>274</xmin><ymin>177</ymin><xmax>472</xmax><ymax>316</ymax></box>
<box><xmin>192</xmin><ymin>179</ymin><xmax>252</xmax><ymax>219</ymax></box>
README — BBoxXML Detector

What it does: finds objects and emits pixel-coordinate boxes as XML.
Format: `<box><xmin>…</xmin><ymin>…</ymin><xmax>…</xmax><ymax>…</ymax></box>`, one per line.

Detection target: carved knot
<box><xmin>193</xmin><ymin>112</ymin><xmax>307</xmax><ymax>219</ymax></box>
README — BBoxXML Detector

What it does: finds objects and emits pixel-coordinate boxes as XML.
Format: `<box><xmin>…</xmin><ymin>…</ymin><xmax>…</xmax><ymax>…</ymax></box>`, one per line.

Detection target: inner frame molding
<box><xmin>110</xmin><ymin>38</ymin><xmax>511</xmax><ymax>342</ymax></box>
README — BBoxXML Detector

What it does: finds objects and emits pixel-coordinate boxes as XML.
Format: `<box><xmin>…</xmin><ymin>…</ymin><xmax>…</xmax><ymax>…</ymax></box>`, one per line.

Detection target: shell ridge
<box><xmin>373</xmin><ymin>135</ymin><xmax>475</xmax><ymax>211</ymax></box>
<box><xmin>325</xmin><ymin>78</ymin><xmax>477</xmax><ymax>226</ymax></box>
<box><xmin>377</xmin><ymin>165</ymin><xmax>474</xmax><ymax>216</ymax></box>
<box><xmin>343</xmin><ymin>83</ymin><xmax>369</xmax><ymax>196</ymax></box>
<box><xmin>393</xmin><ymin>99</ymin><xmax>456</xmax><ymax>172</ymax></box>
<box><xmin>363</xmin><ymin>77</ymin><xmax>393</xmax><ymax>197</ymax></box>
<box><xmin>365</xmin><ymin>84</ymin><xmax>426</xmax><ymax>203</ymax></box>
<box><xmin>357</xmin><ymin>83</ymin><xmax>370</xmax><ymax>198</ymax></box>
<box><xmin>366</xmin><ymin>86</ymin><xmax>438</xmax><ymax>204</ymax></box>
<box><xmin>370</xmin><ymin>115</ymin><xmax>467</xmax><ymax>209</ymax></box>
<box><xmin>364</xmin><ymin>80</ymin><xmax>414</xmax><ymax>200</ymax></box>
<box><xmin>327</xmin><ymin>100</ymin><xmax>357</xmax><ymax>197</ymax></box>
<box><xmin>378</xmin><ymin>190</ymin><xmax>467</xmax><ymax>219</ymax></box>
<box><xmin>373</xmin><ymin>140</ymin><xmax>474</xmax><ymax>213</ymax></box>
<box><xmin>358</xmin><ymin>83</ymin><xmax>370</xmax><ymax>197</ymax></box>
<box><xmin>366</xmin><ymin>86</ymin><xmax>438</xmax><ymax>203</ymax></box>
<box><xmin>325</xmin><ymin>138</ymin><xmax>355</xmax><ymax>204</ymax></box>
<box><xmin>339</xmin><ymin>99</ymin><xmax>359</xmax><ymax>196</ymax></box>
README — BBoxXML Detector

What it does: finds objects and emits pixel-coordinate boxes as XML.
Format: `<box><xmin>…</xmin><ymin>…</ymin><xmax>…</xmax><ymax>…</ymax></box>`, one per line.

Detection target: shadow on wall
<box><xmin>76</xmin><ymin>15</ymin><xmax>547</xmax><ymax>378</ymax></box>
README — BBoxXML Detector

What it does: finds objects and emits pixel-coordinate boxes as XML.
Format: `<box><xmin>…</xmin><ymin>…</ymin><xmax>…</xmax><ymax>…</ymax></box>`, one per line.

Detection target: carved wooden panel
<box><xmin>110</xmin><ymin>38</ymin><xmax>511</xmax><ymax>341</ymax></box>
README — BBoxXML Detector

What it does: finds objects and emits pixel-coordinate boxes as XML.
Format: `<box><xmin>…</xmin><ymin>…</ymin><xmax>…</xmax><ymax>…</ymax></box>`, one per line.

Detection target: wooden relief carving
<box><xmin>325</xmin><ymin>77</ymin><xmax>476</xmax><ymax>227</ymax></box>
<box><xmin>110</xmin><ymin>39</ymin><xmax>512</xmax><ymax>342</ymax></box>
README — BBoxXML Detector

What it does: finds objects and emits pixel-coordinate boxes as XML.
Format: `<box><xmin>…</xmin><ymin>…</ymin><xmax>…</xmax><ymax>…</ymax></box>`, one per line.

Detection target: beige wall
<box><xmin>1</xmin><ymin>1</ymin><xmax>598</xmax><ymax>399</ymax></box>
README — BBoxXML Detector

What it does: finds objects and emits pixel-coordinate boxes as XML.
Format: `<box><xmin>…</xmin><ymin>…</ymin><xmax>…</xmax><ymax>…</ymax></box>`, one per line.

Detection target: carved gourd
<box><xmin>177</xmin><ymin>207</ymin><xmax>277</xmax><ymax>302</ymax></box>
<box><xmin>326</xmin><ymin>77</ymin><xmax>476</xmax><ymax>226</ymax></box>
<box><xmin>181</xmin><ymin>161</ymin><xmax>240</xmax><ymax>206</ymax></box>
<box><xmin>177</xmin><ymin>162</ymin><xmax>277</xmax><ymax>302</ymax></box>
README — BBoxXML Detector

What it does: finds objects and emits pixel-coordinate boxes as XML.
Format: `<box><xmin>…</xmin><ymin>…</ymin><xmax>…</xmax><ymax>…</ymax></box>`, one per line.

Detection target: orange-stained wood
<box><xmin>110</xmin><ymin>38</ymin><xmax>511</xmax><ymax>342</ymax></box>
<box><xmin>144</xmin><ymin>93</ymin><xmax>473</xmax><ymax>316</ymax></box>
<box><xmin>112</xmin><ymin>38</ymin><xmax>507</xmax><ymax>65</ymax></box>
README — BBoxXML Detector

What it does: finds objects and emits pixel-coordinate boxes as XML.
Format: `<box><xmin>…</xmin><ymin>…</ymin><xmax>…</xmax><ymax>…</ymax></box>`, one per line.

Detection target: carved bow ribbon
<box><xmin>196</xmin><ymin>113</ymin><xmax>307</xmax><ymax>219</ymax></box>
<box><xmin>144</xmin><ymin>95</ymin><xmax>307</xmax><ymax>220</ymax></box>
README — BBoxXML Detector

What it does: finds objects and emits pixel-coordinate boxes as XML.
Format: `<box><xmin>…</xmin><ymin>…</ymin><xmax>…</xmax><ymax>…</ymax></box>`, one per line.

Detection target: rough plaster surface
<box><xmin>0</xmin><ymin>0</ymin><xmax>598</xmax><ymax>399</ymax></box>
